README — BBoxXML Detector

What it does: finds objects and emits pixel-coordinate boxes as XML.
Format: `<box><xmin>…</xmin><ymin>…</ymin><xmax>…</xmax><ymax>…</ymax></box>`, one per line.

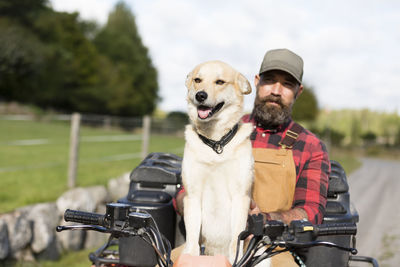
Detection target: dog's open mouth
<box><xmin>197</xmin><ymin>102</ymin><xmax>225</xmax><ymax>119</ymax></box>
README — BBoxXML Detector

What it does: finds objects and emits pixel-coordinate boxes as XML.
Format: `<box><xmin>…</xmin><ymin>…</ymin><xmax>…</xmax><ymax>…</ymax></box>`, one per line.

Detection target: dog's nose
<box><xmin>195</xmin><ymin>91</ymin><xmax>208</xmax><ymax>102</ymax></box>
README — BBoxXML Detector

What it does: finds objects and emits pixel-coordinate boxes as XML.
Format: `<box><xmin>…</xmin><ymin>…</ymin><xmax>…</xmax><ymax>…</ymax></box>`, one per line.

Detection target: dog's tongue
<box><xmin>198</xmin><ymin>107</ymin><xmax>212</xmax><ymax>119</ymax></box>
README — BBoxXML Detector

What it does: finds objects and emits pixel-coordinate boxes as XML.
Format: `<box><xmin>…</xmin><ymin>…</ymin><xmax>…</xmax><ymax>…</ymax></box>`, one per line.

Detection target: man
<box><xmin>174</xmin><ymin>48</ymin><xmax>330</xmax><ymax>265</ymax></box>
<box><xmin>242</xmin><ymin>48</ymin><xmax>330</xmax><ymax>266</ymax></box>
<box><xmin>245</xmin><ymin>48</ymin><xmax>330</xmax><ymax>227</ymax></box>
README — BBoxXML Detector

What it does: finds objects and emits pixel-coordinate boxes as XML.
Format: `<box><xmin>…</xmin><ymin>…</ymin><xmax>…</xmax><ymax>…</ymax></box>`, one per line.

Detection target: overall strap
<box><xmin>279</xmin><ymin>122</ymin><xmax>303</xmax><ymax>149</ymax></box>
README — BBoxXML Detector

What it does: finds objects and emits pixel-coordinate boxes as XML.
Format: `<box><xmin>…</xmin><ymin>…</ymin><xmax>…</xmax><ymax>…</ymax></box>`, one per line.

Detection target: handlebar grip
<box><xmin>316</xmin><ymin>223</ymin><xmax>357</xmax><ymax>236</ymax></box>
<box><xmin>64</xmin><ymin>209</ymin><xmax>105</xmax><ymax>226</ymax></box>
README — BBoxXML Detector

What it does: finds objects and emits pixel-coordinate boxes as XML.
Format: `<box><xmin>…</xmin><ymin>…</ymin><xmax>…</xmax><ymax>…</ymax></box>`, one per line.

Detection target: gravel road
<box><xmin>348</xmin><ymin>158</ymin><xmax>400</xmax><ymax>267</ymax></box>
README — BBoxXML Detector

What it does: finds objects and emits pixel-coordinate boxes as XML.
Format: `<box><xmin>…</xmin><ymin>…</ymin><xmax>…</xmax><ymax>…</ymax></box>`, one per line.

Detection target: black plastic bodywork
<box><xmin>305</xmin><ymin>160</ymin><xmax>359</xmax><ymax>267</ymax></box>
<box><xmin>117</xmin><ymin>153</ymin><xmax>183</xmax><ymax>266</ymax></box>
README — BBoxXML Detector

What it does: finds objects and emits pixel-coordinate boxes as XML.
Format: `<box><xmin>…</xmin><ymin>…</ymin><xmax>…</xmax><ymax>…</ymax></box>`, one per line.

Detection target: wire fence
<box><xmin>0</xmin><ymin>113</ymin><xmax>187</xmax><ymax>187</ymax></box>
<box><xmin>0</xmin><ymin>113</ymin><xmax>187</xmax><ymax>134</ymax></box>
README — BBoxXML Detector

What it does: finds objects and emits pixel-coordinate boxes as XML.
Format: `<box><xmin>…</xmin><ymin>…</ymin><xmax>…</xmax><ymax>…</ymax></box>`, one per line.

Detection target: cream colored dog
<box><xmin>181</xmin><ymin>60</ymin><xmax>254</xmax><ymax>263</ymax></box>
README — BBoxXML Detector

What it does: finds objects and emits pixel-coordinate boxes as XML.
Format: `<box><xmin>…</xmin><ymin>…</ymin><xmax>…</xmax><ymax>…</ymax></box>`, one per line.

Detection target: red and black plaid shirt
<box><xmin>242</xmin><ymin>114</ymin><xmax>330</xmax><ymax>224</ymax></box>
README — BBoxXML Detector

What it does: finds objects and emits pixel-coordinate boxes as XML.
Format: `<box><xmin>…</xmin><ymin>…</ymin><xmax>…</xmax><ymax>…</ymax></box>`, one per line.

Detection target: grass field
<box><xmin>0</xmin><ymin>119</ymin><xmax>185</xmax><ymax>213</ymax></box>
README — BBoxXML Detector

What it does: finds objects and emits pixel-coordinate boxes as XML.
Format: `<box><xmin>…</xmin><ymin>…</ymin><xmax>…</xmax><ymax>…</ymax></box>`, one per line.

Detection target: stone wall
<box><xmin>0</xmin><ymin>172</ymin><xmax>130</xmax><ymax>263</ymax></box>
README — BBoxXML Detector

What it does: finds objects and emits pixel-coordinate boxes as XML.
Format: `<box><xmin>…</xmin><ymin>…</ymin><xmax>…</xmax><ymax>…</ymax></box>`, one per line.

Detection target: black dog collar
<box><xmin>198</xmin><ymin>123</ymin><xmax>239</xmax><ymax>154</ymax></box>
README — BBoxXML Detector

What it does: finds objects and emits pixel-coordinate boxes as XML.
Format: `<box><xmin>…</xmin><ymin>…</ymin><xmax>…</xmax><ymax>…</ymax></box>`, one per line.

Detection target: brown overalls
<box><xmin>252</xmin><ymin>148</ymin><xmax>297</xmax><ymax>266</ymax></box>
<box><xmin>252</xmin><ymin>123</ymin><xmax>303</xmax><ymax>267</ymax></box>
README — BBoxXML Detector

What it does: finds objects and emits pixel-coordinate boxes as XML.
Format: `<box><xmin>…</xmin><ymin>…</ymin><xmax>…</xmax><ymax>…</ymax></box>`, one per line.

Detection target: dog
<box><xmin>181</xmin><ymin>60</ymin><xmax>254</xmax><ymax>263</ymax></box>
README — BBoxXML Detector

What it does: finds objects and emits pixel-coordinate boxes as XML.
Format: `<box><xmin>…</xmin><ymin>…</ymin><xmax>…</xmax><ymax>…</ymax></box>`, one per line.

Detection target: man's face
<box><xmin>252</xmin><ymin>70</ymin><xmax>303</xmax><ymax>128</ymax></box>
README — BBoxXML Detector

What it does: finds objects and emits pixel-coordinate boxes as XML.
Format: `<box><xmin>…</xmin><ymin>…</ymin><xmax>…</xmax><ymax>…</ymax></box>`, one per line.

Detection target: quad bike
<box><xmin>56</xmin><ymin>152</ymin><xmax>379</xmax><ymax>267</ymax></box>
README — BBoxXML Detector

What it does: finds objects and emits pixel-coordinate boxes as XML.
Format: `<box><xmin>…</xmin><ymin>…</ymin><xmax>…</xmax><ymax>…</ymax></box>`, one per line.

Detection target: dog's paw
<box><xmin>182</xmin><ymin>243</ymin><xmax>200</xmax><ymax>256</ymax></box>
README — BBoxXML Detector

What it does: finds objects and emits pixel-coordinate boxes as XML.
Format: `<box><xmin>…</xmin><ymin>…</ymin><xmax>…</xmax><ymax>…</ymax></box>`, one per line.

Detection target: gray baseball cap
<box><xmin>259</xmin><ymin>48</ymin><xmax>304</xmax><ymax>84</ymax></box>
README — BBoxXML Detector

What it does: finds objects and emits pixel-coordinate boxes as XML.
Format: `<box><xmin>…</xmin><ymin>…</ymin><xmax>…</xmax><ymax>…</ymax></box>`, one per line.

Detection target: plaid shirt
<box><xmin>243</xmin><ymin>114</ymin><xmax>330</xmax><ymax>224</ymax></box>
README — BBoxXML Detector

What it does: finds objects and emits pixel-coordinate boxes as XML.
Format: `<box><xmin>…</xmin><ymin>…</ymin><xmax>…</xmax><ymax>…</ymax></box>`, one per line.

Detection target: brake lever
<box><xmin>274</xmin><ymin>240</ymin><xmax>358</xmax><ymax>255</ymax></box>
<box><xmin>56</xmin><ymin>225</ymin><xmax>109</xmax><ymax>233</ymax></box>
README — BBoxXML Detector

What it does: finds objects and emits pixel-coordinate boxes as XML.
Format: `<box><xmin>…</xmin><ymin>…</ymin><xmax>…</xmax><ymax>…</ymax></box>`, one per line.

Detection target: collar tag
<box><xmin>213</xmin><ymin>143</ymin><xmax>223</xmax><ymax>154</ymax></box>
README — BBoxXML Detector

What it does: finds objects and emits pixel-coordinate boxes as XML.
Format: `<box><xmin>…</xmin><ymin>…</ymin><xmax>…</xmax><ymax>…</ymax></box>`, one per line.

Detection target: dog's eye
<box><xmin>194</xmin><ymin>78</ymin><xmax>202</xmax><ymax>83</ymax></box>
<box><xmin>216</xmin><ymin>80</ymin><xmax>225</xmax><ymax>85</ymax></box>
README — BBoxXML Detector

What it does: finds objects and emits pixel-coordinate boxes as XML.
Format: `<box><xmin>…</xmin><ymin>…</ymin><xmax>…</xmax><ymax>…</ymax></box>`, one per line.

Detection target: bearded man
<box><xmin>245</xmin><ymin>48</ymin><xmax>329</xmax><ymax>224</ymax></box>
<box><xmin>243</xmin><ymin>48</ymin><xmax>330</xmax><ymax>266</ymax></box>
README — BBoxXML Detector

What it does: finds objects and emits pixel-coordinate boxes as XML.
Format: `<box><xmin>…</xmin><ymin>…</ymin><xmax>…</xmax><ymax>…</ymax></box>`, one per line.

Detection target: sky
<box><xmin>50</xmin><ymin>0</ymin><xmax>400</xmax><ymax>114</ymax></box>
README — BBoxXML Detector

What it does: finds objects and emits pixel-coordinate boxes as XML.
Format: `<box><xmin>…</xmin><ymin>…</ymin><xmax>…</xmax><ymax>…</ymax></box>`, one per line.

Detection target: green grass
<box><xmin>1</xmin><ymin>249</ymin><xmax>93</xmax><ymax>267</ymax></box>
<box><xmin>0</xmin><ymin>119</ymin><xmax>184</xmax><ymax>213</ymax></box>
<box><xmin>329</xmin><ymin>147</ymin><xmax>362</xmax><ymax>175</ymax></box>
<box><xmin>41</xmin><ymin>249</ymin><xmax>97</xmax><ymax>267</ymax></box>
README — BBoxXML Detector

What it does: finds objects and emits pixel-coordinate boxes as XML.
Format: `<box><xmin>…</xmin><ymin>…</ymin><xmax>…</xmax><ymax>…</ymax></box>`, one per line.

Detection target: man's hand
<box><xmin>269</xmin><ymin>208</ymin><xmax>308</xmax><ymax>224</ymax></box>
<box><xmin>249</xmin><ymin>199</ymin><xmax>262</xmax><ymax>215</ymax></box>
<box><xmin>249</xmin><ymin>199</ymin><xmax>267</xmax><ymax>223</ymax></box>
<box><xmin>248</xmin><ymin>199</ymin><xmax>308</xmax><ymax>225</ymax></box>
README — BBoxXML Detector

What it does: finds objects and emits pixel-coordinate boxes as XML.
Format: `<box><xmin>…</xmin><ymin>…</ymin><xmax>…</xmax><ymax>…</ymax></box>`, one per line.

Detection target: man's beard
<box><xmin>252</xmin><ymin>95</ymin><xmax>292</xmax><ymax>129</ymax></box>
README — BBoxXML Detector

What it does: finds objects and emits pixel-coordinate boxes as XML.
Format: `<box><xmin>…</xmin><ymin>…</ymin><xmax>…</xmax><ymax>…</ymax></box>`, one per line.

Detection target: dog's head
<box><xmin>185</xmin><ymin>60</ymin><xmax>251</xmax><ymax>126</ymax></box>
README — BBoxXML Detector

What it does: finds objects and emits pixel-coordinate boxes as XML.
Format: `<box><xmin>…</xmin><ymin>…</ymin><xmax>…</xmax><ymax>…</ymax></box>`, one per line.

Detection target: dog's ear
<box><xmin>235</xmin><ymin>72</ymin><xmax>252</xmax><ymax>95</ymax></box>
<box><xmin>185</xmin><ymin>72</ymin><xmax>193</xmax><ymax>89</ymax></box>
<box><xmin>185</xmin><ymin>69</ymin><xmax>196</xmax><ymax>90</ymax></box>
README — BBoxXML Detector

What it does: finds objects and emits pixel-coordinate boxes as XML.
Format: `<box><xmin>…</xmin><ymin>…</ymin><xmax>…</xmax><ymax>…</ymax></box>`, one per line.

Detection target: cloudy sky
<box><xmin>50</xmin><ymin>0</ymin><xmax>400</xmax><ymax>113</ymax></box>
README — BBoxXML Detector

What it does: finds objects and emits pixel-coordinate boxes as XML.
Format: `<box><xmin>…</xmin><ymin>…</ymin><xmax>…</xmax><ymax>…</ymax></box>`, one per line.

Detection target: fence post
<box><xmin>141</xmin><ymin>115</ymin><xmax>151</xmax><ymax>159</ymax></box>
<box><xmin>104</xmin><ymin>115</ymin><xmax>111</xmax><ymax>130</ymax></box>
<box><xmin>68</xmin><ymin>113</ymin><xmax>81</xmax><ymax>188</ymax></box>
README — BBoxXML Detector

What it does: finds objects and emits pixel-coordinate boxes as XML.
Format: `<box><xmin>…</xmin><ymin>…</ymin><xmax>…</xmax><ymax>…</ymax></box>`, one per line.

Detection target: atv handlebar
<box><xmin>64</xmin><ymin>209</ymin><xmax>106</xmax><ymax>226</ymax></box>
<box><xmin>57</xmin><ymin>203</ymin><xmax>172</xmax><ymax>267</ymax></box>
<box><xmin>233</xmin><ymin>215</ymin><xmax>360</xmax><ymax>267</ymax></box>
<box><xmin>247</xmin><ymin>214</ymin><xmax>357</xmax><ymax>241</ymax></box>
<box><xmin>287</xmin><ymin>220</ymin><xmax>357</xmax><ymax>241</ymax></box>
<box><xmin>57</xmin><ymin>206</ymin><xmax>375</xmax><ymax>267</ymax></box>
<box><xmin>314</xmin><ymin>222</ymin><xmax>357</xmax><ymax>236</ymax></box>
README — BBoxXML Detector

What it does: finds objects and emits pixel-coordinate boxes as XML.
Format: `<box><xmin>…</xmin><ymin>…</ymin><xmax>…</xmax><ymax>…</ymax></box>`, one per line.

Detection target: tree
<box><xmin>166</xmin><ymin>111</ymin><xmax>189</xmax><ymax>130</ymax></box>
<box><xmin>361</xmin><ymin>131</ymin><xmax>377</xmax><ymax>146</ymax></box>
<box><xmin>32</xmin><ymin>11</ymin><xmax>103</xmax><ymax>111</ymax></box>
<box><xmin>292</xmin><ymin>85</ymin><xmax>318</xmax><ymax>122</ymax></box>
<box><xmin>0</xmin><ymin>0</ymin><xmax>49</xmax><ymax>103</ymax></box>
<box><xmin>0</xmin><ymin>0</ymin><xmax>158</xmax><ymax>116</ymax></box>
<box><xmin>0</xmin><ymin>0</ymin><xmax>49</xmax><ymax>26</ymax></box>
<box><xmin>395</xmin><ymin>125</ymin><xmax>400</xmax><ymax>148</ymax></box>
<box><xmin>93</xmin><ymin>1</ymin><xmax>159</xmax><ymax>116</ymax></box>
<box><xmin>350</xmin><ymin>116</ymin><xmax>362</xmax><ymax>146</ymax></box>
<box><xmin>0</xmin><ymin>19</ymin><xmax>46</xmax><ymax>102</ymax></box>
<box><xmin>0</xmin><ymin>1</ymin><xmax>105</xmax><ymax>113</ymax></box>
